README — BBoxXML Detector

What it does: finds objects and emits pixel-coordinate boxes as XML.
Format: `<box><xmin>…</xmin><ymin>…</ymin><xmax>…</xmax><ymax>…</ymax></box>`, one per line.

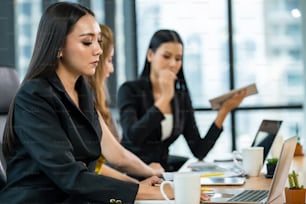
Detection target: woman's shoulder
<box><xmin>16</xmin><ymin>78</ymin><xmax>56</xmax><ymax>101</ymax></box>
<box><xmin>122</xmin><ymin>78</ymin><xmax>147</xmax><ymax>86</ymax></box>
<box><xmin>119</xmin><ymin>78</ymin><xmax>149</xmax><ymax>91</ymax></box>
<box><xmin>19</xmin><ymin>78</ymin><xmax>50</xmax><ymax>93</ymax></box>
<box><xmin>12</xmin><ymin>79</ymin><xmax>54</xmax><ymax>109</ymax></box>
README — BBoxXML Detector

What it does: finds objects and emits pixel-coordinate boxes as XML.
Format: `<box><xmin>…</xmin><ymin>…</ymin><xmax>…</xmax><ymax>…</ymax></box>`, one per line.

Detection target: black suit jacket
<box><xmin>0</xmin><ymin>73</ymin><xmax>138</xmax><ymax>204</ymax></box>
<box><xmin>118</xmin><ymin>78</ymin><xmax>223</xmax><ymax>168</ymax></box>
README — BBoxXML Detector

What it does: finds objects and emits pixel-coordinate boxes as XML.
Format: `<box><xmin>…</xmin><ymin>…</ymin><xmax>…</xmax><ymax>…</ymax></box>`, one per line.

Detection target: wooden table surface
<box><xmin>179</xmin><ymin>155</ymin><xmax>305</xmax><ymax>203</ymax></box>
<box><xmin>135</xmin><ymin>155</ymin><xmax>305</xmax><ymax>204</ymax></box>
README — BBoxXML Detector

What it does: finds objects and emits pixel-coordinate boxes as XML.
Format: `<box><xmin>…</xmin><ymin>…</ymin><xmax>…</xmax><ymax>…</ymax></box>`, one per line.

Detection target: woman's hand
<box><xmin>137</xmin><ymin>176</ymin><xmax>209</xmax><ymax>201</ymax></box>
<box><xmin>220</xmin><ymin>89</ymin><xmax>247</xmax><ymax>113</ymax></box>
<box><xmin>154</xmin><ymin>69</ymin><xmax>177</xmax><ymax>113</ymax></box>
<box><xmin>158</xmin><ymin>69</ymin><xmax>177</xmax><ymax>102</ymax></box>
<box><xmin>141</xmin><ymin>175</ymin><xmax>163</xmax><ymax>186</ymax></box>
<box><xmin>136</xmin><ymin>176</ymin><xmax>174</xmax><ymax>200</ymax></box>
<box><xmin>201</xmin><ymin>191</ymin><xmax>211</xmax><ymax>202</ymax></box>
<box><xmin>149</xmin><ymin>162</ymin><xmax>165</xmax><ymax>177</ymax></box>
<box><xmin>214</xmin><ymin>89</ymin><xmax>247</xmax><ymax>128</ymax></box>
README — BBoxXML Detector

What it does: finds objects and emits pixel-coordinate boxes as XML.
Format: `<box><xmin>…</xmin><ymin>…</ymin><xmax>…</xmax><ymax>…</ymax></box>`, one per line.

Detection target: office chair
<box><xmin>0</xmin><ymin>67</ymin><xmax>20</xmax><ymax>188</ymax></box>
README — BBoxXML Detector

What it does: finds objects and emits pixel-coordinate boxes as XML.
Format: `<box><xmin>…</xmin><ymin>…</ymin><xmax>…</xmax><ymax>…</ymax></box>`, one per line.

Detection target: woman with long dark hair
<box><xmin>0</xmin><ymin>3</ymin><xmax>170</xmax><ymax>203</ymax></box>
<box><xmin>89</xmin><ymin>24</ymin><xmax>164</xmax><ymax>182</ymax></box>
<box><xmin>118</xmin><ymin>29</ymin><xmax>247</xmax><ymax>172</ymax></box>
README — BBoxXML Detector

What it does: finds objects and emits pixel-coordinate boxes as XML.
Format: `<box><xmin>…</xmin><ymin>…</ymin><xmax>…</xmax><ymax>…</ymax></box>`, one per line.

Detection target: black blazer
<box><xmin>118</xmin><ymin>78</ymin><xmax>223</xmax><ymax>168</ymax></box>
<box><xmin>0</xmin><ymin>73</ymin><xmax>138</xmax><ymax>204</ymax></box>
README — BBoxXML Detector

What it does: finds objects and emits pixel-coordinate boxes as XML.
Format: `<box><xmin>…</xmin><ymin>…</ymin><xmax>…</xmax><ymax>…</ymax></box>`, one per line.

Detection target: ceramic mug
<box><xmin>160</xmin><ymin>173</ymin><xmax>201</xmax><ymax>204</ymax></box>
<box><xmin>233</xmin><ymin>146</ymin><xmax>264</xmax><ymax>176</ymax></box>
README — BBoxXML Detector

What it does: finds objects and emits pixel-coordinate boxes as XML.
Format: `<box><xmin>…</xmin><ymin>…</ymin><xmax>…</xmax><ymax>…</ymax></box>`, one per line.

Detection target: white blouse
<box><xmin>161</xmin><ymin>114</ymin><xmax>173</xmax><ymax>141</ymax></box>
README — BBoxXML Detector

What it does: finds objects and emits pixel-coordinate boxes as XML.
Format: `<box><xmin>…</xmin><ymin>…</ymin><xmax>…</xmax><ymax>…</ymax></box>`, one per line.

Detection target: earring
<box><xmin>57</xmin><ymin>49</ymin><xmax>63</xmax><ymax>59</ymax></box>
<box><xmin>57</xmin><ymin>53</ymin><xmax>63</xmax><ymax>59</ymax></box>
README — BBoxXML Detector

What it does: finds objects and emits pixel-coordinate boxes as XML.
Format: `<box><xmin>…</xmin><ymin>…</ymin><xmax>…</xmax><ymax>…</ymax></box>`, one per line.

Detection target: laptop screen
<box><xmin>267</xmin><ymin>136</ymin><xmax>297</xmax><ymax>202</ymax></box>
<box><xmin>251</xmin><ymin>120</ymin><xmax>282</xmax><ymax>162</ymax></box>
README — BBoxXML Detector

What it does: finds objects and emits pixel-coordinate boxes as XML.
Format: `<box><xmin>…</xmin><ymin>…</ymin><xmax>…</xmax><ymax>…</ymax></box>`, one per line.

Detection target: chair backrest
<box><xmin>0</xmin><ymin>67</ymin><xmax>20</xmax><ymax>188</ymax></box>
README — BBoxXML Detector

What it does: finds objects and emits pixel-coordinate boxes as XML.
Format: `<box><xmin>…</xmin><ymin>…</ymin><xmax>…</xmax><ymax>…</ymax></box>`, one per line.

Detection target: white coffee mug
<box><xmin>160</xmin><ymin>173</ymin><xmax>200</xmax><ymax>204</ymax></box>
<box><xmin>233</xmin><ymin>146</ymin><xmax>264</xmax><ymax>176</ymax></box>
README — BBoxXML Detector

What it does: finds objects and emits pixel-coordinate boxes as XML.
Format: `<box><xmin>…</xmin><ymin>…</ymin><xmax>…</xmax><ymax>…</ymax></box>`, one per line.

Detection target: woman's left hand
<box><xmin>149</xmin><ymin>162</ymin><xmax>165</xmax><ymax>177</ymax></box>
<box><xmin>220</xmin><ymin>88</ymin><xmax>247</xmax><ymax>112</ymax></box>
<box><xmin>214</xmin><ymin>88</ymin><xmax>247</xmax><ymax>128</ymax></box>
<box><xmin>142</xmin><ymin>176</ymin><xmax>163</xmax><ymax>186</ymax></box>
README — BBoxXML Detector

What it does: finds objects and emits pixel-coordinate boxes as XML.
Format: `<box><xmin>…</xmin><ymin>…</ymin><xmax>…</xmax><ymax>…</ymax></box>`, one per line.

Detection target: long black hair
<box><xmin>3</xmin><ymin>2</ymin><xmax>95</xmax><ymax>156</ymax></box>
<box><xmin>25</xmin><ymin>2</ymin><xmax>94</xmax><ymax>81</ymax></box>
<box><xmin>140</xmin><ymin>29</ymin><xmax>188</xmax><ymax>91</ymax></box>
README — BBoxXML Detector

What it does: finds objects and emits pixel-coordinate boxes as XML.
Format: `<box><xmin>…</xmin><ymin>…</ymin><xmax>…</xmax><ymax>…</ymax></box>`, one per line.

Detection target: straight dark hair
<box><xmin>3</xmin><ymin>2</ymin><xmax>95</xmax><ymax>156</ymax></box>
<box><xmin>140</xmin><ymin>29</ymin><xmax>188</xmax><ymax>91</ymax></box>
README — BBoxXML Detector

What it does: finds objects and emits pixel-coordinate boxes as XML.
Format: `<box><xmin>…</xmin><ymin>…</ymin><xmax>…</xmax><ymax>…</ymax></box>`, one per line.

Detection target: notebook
<box><xmin>203</xmin><ymin>136</ymin><xmax>297</xmax><ymax>204</ymax></box>
<box><xmin>209</xmin><ymin>83</ymin><xmax>258</xmax><ymax>110</ymax></box>
<box><xmin>200</xmin><ymin>177</ymin><xmax>246</xmax><ymax>186</ymax></box>
<box><xmin>163</xmin><ymin>170</ymin><xmax>246</xmax><ymax>186</ymax></box>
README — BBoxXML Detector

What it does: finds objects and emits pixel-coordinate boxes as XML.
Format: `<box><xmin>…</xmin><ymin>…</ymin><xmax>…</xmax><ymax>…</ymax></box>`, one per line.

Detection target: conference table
<box><xmin>179</xmin><ymin>154</ymin><xmax>305</xmax><ymax>203</ymax></box>
<box><xmin>179</xmin><ymin>158</ymin><xmax>272</xmax><ymax>190</ymax></box>
<box><xmin>135</xmin><ymin>155</ymin><xmax>305</xmax><ymax>204</ymax></box>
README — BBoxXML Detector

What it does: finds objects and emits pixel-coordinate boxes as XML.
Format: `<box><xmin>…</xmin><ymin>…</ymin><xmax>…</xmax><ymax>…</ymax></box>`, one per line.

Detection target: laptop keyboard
<box><xmin>228</xmin><ymin>190</ymin><xmax>269</xmax><ymax>202</ymax></box>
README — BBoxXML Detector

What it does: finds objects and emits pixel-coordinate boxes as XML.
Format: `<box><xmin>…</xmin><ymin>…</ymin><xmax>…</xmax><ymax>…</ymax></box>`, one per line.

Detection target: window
<box><xmin>11</xmin><ymin>0</ymin><xmax>305</xmax><ymax>159</ymax></box>
<box><xmin>15</xmin><ymin>0</ymin><xmax>42</xmax><ymax>80</ymax></box>
<box><xmin>15</xmin><ymin>0</ymin><xmax>103</xmax><ymax>79</ymax></box>
<box><xmin>136</xmin><ymin>0</ymin><xmax>304</xmax><ymax>159</ymax></box>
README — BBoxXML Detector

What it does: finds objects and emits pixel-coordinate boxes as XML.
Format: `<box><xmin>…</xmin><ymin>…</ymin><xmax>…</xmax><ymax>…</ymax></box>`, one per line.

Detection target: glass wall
<box><xmin>234</xmin><ymin>1</ymin><xmax>303</xmax><ymax>107</ymax></box>
<box><xmin>14</xmin><ymin>0</ymin><xmax>105</xmax><ymax>80</ymax></box>
<box><xmin>15</xmin><ymin>0</ymin><xmax>42</xmax><ymax>80</ymax></box>
<box><xmin>136</xmin><ymin>0</ymin><xmax>229</xmax><ymax>107</ymax></box>
<box><xmin>11</xmin><ymin>0</ymin><xmax>305</xmax><ymax>159</ymax></box>
<box><xmin>136</xmin><ymin>0</ymin><xmax>304</xmax><ymax>159</ymax></box>
<box><xmin>233</xmin><ymin>0</ymin><xmax>303</xmax><ymax>151</ymax></box>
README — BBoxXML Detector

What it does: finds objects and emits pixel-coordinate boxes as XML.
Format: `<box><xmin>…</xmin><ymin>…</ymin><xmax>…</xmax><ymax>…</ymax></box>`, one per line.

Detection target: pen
<box><xmin>201</xmin><ymin>187</ymin><xmax>215</xmax><ymax>196</ymax></box>
<box><xmin>200</xmin><ymin>172</ymin><xmax>224</xmax><ymax>177</ymax></box>
<box><xmin>201</xmin><ymin>187</ymin><xmax>214</xmax><ymax>192</ymax></box>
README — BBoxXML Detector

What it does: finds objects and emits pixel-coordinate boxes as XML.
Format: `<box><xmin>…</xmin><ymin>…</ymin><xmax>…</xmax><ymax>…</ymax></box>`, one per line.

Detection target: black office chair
<box><xmin>0</xmin><ymin>67</ymin><xmax>20</xmax><ymax>188</ymax></box>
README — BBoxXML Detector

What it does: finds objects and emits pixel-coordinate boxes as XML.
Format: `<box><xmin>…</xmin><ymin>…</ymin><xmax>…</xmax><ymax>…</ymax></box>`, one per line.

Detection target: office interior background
<box><xmin>1</xmin><ymin>0</ymin><xmax>306</xmax><ymax>160</ymax></box>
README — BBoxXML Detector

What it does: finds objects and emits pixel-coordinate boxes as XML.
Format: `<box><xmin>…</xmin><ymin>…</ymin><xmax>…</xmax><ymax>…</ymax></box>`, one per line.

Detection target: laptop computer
<box><xmin>203</xmin><ymin>136</ymin><xmax>297</xmax><ymax>204</ymax></box>
<box><xmin>213</xmin><ymin>119</ymin><xmax>283</xmax><ymax>163</ymax></box>
<box><xmin>189</xmin><ymin>120</ymin><xmax>282</xmax><ymax>186</ymax></box>
<box><xmin>251</xmin><ymin>119</ymin><xmax>283</xmax><ymax>162</ymax></box>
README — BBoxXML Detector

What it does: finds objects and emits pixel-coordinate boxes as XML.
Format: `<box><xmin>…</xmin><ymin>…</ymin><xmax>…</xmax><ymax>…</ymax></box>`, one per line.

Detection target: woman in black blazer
<box><xmin>0</xmin><ymin>3</ymin><xmax>168</xmax><ymax>203</ymax></box>
<box><xmin>118</xmin><ymin>29</ymin><xmax>247</xmax><ymax>172</ymax></box>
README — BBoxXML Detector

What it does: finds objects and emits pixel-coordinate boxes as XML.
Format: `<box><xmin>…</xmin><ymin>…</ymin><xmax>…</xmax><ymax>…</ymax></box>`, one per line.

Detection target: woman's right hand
<box><xmin>158</xmin><ymin>69</ymin><xmax>177</xmax><ymax>101</ymax></box>
<box><xmin>154</xmin><ymin>69</ymin><xmax>177</xmax><ymax>113</ymax></box>
<box><xmin>136</xmin><ymin>176</ymin><xmax>174</xmax><ymax>200</ymax></box>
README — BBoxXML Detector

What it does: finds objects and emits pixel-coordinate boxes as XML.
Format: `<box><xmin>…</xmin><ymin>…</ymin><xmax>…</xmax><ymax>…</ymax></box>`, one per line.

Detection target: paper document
<box><xmin>188</xmin><ymin>161</ymin><xmax>228</xmax><ymax>172</ymax></box>
<box><xmin>209</xmin><ymin>83</ymin><xmax>258</xmax><ymax>110</ymax></box>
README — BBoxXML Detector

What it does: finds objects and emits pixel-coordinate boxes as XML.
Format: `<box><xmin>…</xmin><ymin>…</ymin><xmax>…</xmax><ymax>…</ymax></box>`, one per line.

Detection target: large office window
<box><xmin>136</xmin><ymin>0</ymin><xmax>304</xmax><ymax>159</ymax></box>
<box><xmin>15</xmin><ymin>0</ymin><xmax>42</xmax><ymax>79</ymax></box>
<box><xmin>14</xmin><ymin>0</ymin><xmax>106</xmax><ymax>80</ymax></box>
<box><xmin>10</xmin><ymin>0</ymin><xmax>305</xmax><ymax>160</ymax></box>
<box><xmin>233</xmin><ymin>0</ymin><xmax>303</xmax><ymax>152</ymax></box>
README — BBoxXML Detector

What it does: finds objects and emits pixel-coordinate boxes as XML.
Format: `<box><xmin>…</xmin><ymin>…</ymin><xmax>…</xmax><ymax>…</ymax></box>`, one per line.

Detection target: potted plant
<box><xmin>285</xmin><ymin>170</ymin><xmax>306</xmax><ymax>204</ymax></box>
<box><xmin>294</xmin><ymin>136</ymin><xmax>304</xmax><ymax>156</ymax></box>
<box><xmin>265</xmin><ymin>158</ymin><xmax>278</xmax><ymax>178</ymax></box>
